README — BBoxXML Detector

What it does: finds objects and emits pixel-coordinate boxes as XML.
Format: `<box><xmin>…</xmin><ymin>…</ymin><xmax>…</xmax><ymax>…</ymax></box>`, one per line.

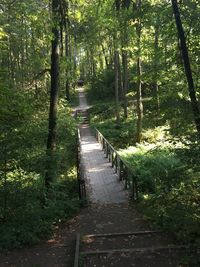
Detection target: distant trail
<box><xmin>77</xmin><ymin>87</ymin><xmax>128</xmax><ymax>204</ymax></box>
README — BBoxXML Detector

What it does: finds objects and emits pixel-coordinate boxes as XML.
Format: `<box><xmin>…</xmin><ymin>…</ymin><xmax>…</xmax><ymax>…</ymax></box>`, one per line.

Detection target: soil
<box><xmin>0</xmin><ymin>203</ymin><xmax>185</xmax><ymax>267</ymax></box>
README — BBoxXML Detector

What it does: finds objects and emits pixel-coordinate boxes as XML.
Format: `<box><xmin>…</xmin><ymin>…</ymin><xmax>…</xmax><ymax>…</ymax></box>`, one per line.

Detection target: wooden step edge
<box><xmin>81</xmin><ymin>245</ymin><xmax>188</xmax><ymax>256</ymax></box>
<box><xmin>74</xmin><ymin>233</ymin><xmax>80</xmax><ymax>267</ymax></box>
<box><xmin>83</xmin><ymin>230</ymin><xmax>162</xmax><ymax>239</ymax></box>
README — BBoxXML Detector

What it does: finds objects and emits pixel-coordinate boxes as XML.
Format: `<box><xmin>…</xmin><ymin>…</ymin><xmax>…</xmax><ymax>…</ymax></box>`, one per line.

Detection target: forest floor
<box><xmin>0</xmin><ymin>88</ymin><xmax>185</xmax><ymax>267</ymax></box>
<box><xmin>0</xmin><ymin>204</ymin><xmax>184</xmax><ymax>267</ymax></box>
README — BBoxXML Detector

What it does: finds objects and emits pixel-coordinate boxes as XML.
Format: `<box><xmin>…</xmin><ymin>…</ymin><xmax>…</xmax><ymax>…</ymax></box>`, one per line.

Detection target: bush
<box><xmin>0</xmin><ymin>168</ymin><xmax>79</xmax><ymax>251</ymax></box>
<box><xmin>140</xmin><ymin>175</ymin><xmax>200</xmax><ymax>266</ymax></box>
<box><xmin>0</xmin><ymin>93</ymin><xmax>79</xmax><ymax>251</ymax></box>
<box><xmin>119</xmin><ymin>143</ymin><xmax>185</xmax><ymax>194</ymax></box>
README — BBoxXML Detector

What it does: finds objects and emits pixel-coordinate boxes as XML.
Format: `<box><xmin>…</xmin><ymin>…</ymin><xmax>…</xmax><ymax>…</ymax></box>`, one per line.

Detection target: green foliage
<box><xmin>89</xmin><ymin>101</ymin><xmax>137</xmax><ymax>148</ymax></box>
<box><xmin>0</xmin><ymin>168</ymin><xmax>79</xmax><ymax>250</ymax></box>
<box><xmin>87</xmin><ymin>69</ymin><xmax>115</xmax><ymax>102</ymax></box>
<box><xmin>0</xmin><ymin>90</ymin><xmax>79</xmax><ymax>250</ymax></box>
<box><xmin>119</xmin><ymin>144</ymin><xmax>185</xmax><ymax>194</ymax></box>
<box><xmin>140</xmin><ymin>175</ymin><xmax>200</xmax><ymax>260</ymax></box>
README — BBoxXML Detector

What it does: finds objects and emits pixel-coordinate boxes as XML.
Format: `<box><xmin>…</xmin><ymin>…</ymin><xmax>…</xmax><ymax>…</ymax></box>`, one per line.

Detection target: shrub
<box><xmin>119</xmin><ymin>143</ymin><xmax>185</xmax><ymax>194</ymax></box>
<box><xmin>0</xmin><ymin>168</ymin><xmax>79</xmax><ymax>251</ymax></box>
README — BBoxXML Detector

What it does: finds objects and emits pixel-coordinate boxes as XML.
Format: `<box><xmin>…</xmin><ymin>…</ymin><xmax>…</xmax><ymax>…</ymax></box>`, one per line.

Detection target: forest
<box><xmin>0</xmin><ymin>0</ymin><xmax>200</xmax><ymax>266</ymax></box>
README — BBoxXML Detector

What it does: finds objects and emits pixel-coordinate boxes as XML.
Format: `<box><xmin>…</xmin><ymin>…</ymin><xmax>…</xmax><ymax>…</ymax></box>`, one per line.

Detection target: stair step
<box><xmin>81</xmin><ymin>245</ymin><xmax>187</xmax><ymax>255</ymax></box>
<box><xmin>82</xmin><ymin>231</ymin><xmax>175</xmax><ymax>252</ymax></box>
<box><xmin>83</xmin><ymin>230</ymin><xmax>162</xmax><ymax>238</ymax></box>
<box><xmin>83</xmin><ymin>248</ymin><xmax>185</xmax><ymax>267</ymax></box>
<box><xmin>74</xmin><ymin>232</ymin><xmax>186</xmax><ymax>267</ymax></box>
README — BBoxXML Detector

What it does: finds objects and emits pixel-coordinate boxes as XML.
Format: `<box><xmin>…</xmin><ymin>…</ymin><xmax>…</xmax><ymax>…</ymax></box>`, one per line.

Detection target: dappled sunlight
<box><xmin>87</xmin><ymin>166</ymin><xmax>110</xmax><ymax>174</ymax></box>
<box><xmin>81</xmin><ymin>140</ymin><xmax>101</xmax><ymax>154</ymax></box>
<box><xmin>142</xmin><ymin>125</ymin><xmax>170</xmax><ymax>143</ymax></box>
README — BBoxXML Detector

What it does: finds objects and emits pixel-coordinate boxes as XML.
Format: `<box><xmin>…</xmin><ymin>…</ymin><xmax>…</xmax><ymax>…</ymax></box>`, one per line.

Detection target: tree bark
<box><xmin>64</xmin><ymin>1</ymin><xmax>70</xmax><ymax>100</ymax></box>
<box><xmin>114</xmin><ymin>50</ymin><xmax>120</xmax><ymax>123</ymax></box>
<box><xmin>118</xmin><ymin>54</ymin><xmax>123</xmax><ymax>101</ymax></box>
<box><xmin>101</xmin><ymin>44</ymin><xmax>109</xmax><ymax>68</ymax></box>
<box><xmin>171</xmin><ymin>0</ymin><xmax>200</xmax><ymax>135</ymax></box>
<box><xmin>136</xmin><ymin>56</ymin><xmax>143</xmax><ymax>143</ymax></box>
<box><xmin>135</xmin><ymin>0</ymin><xmax>143</xmax><ymax>143</ymax></box>
<box><xmin>45</xmin><ymin>0</ymin><xmax>60</xmax><ymax>187</ymax></box>
<box><xmin>153</xmin><ymin>23</ymin><xmax>160</xmax><ymax>113</ymax></box>
<box><xmin>122</xmin><ymin>49</ymin><xmax>128</xmax><ymax>118</ymax></box>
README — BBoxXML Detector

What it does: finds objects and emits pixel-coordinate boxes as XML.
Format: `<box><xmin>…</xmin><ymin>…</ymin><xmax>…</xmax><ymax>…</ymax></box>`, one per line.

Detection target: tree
<box><xmin>114</xmin><ymin>49</ymin><xmax>120</xmax><ymax>123</ymax></box>
<box><xmin>171</xmin><ymin>0</ymin><xmax>200</xmax><ymax>135</ymax></box>
<box><xmin>45</xmin><ymin>0</ymin><xmax>60</xmax><ymax>186</ymax></box>
<box><xmin>121</xmin><ymin>0</ymin><xmax>131</xmax><ymax>118</ymax></box>
<box><xmin>135</xmin><ymin>0</ymin><xmax>143</xmax><ymax>143</ymax></box>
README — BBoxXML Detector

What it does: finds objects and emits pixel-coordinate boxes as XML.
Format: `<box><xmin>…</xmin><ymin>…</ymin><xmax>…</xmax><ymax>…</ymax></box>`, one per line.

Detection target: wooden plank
<box><xmin>94</xmin><ymin>127</ymin><xmax>140</xmax><ymax>200</ymax></box>
<box><xmin>74</xmin><ymin>233</ymin><xmax>81</xmax><ymax>267</ymax></box>
<box><xmin>81</xmin><ymin>245</ymin><xmax>187</xmax><ymax>256</ymax></box>
<box><xmin>83</xmin><ymin>230</ymin><xmax>162</xmax><ymax>239</ymax></box>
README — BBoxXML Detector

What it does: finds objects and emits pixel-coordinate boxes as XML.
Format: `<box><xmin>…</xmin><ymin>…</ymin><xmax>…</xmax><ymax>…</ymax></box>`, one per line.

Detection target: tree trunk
<box><xmin>122</xmin><ymin>49</ymin><xmax>128</xmax><ymax>118</ymax></box>
<box><xmin>101</xmin><ymin>44</ymin><xmax>109</xmax><ymax>68</ymax></box>
<box><xmin>114</xmin><ymin>50</ymin><xmax>120</xmax><ymax>123</ymax></box>
<box><xmin>65</xmin><ymin>1</ymin><xmax>70</xmax><ymax>100</ymax></box>
<box><xmin>45</xmin><ymin>0</ymin><xmax>60</xmax><ymax>187</ymax></box>
<box><xmin>135</xmin><ymin>0</ymin><xmax>143</xmax><ymax>143</ymax></box>
<box><xmin>171</xmin><ymin>0</ymin><xmax>200</xmax><ymax>135</ymax></box>
<box><xmin>118</xmin><ymin>53</ymin><xmax>123</xmax><ymax>101</ymax></box>
<box><xmin>136</xmin><ymin>56</ymin><xmax>143</xmax><ymax>143</ymax></box>
<box><xmin>153</xmin><ymin>23</ymin><xmax>160</xmax><ymax>113</ymax></box>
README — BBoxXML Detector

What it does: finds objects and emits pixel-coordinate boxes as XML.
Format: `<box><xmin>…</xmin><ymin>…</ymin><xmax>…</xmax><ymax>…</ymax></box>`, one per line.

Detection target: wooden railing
<box><xmin>95</xmin><ymin>128</ymin><xmax>139</xmax><ymax>201</ymax></box>
<box><xmin>76</xmin><ymin>128</ymin><xmax>86</xmax><ymax>201</ymax></box>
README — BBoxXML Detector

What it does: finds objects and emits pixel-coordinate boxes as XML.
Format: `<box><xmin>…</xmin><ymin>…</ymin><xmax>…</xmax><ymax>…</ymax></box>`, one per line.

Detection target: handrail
<box><xmin>76</xmin><ymin>128</ymin><xmax>86</xmax><ymax>201</ymax></box>
<box><xmin>94</xmin><ymin>127</ymin><xmax>138</xmax><ymax>201</ymax></box>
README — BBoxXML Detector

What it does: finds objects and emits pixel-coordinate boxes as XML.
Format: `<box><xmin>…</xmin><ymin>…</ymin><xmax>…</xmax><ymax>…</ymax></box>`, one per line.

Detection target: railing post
<box><xmin>132</xmin><ymin>175</ymin><xmax>135</xmax><ymax>200</ymax></box>
<box><xmin>108</xmin><ymin>147</ymin><xmax>111</xmax><ymax>162</ymax></box>
<box><xmin>106</xmin><ymin>142</ymin><xmax>109</xmax><ymax>158</ymax></box>
<box><xmin>111</xmin><ymin>151</ymin><xmax>114</xmax><ymax>167</ymax></box>
<box><xmin>95</xmin><ymin>127</ymin><xmax>139</xmax><ymax>202</ymax></box>
<box><xmin>77</xmin><ymin>129</ymin><xmax>86</xmax><ymax>201</ymax></box>
<box><xmin>119</xmin><ymin>160</ymin><xmax>123</xmax><ymax>181</ymax></box>
<box><xmin>115</xmin><ymin>155</ymin><xmax>118</xmax><ymax>173</ymax></box>
<box><xmin>135</xmin><ymin>177</ymin><xmax>138</xmax><ymax>200</ymax></box>
<box><xmin>124</xmin><ymin>166</ymin><xmax>128</xmax><ymax>190</ymax></box>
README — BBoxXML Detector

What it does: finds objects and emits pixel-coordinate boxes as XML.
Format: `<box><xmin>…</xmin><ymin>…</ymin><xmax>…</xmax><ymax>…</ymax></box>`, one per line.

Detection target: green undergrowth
<box><xmin>89</xmin><ymin>102</ymin><xmax>136</xmax><ymax>149</ymax></box>
<box><xmin>89</xmin><ymin>98</ymin><xmax>200</xmax><ymax>264</ymax></box>
<box><xmin>0</xmin><ymin>89</ymin><xmax>80</xmax><ymax>251</ymax></box>
<box><xmin>119</xmin><ymin>144</ymin><xmax>200</xmax><ymax>251</ymax></box>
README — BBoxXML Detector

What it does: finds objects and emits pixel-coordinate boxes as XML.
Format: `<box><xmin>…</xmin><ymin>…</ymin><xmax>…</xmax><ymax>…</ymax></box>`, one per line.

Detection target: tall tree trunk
<box><xmin>60</xmin><ymin>21</ymin><xmax>64</xmax><ymax>57</ymax></box>
<box><xmin>121</xmin><ymin>14</ymin><xmax>129</xmax><ymax>118</ymax></box>
<box><xmin>45</xmin><ymin>0</ymin><xmax>60</xmax><ymax>187</ymax></box>
<box><xmin>118</xmin><ymin>54</ymin><xmax>123</xmax><ymax>101</ymax></box>
<box><xmin>64</xmin><ymin>0</ymin><xmax>70</xmax><ymax>100</ymax></box>
<box><xmin>153</xmin><ymin>23</ymin><xmax>160</xmax><ymax>113</ymax></box>
<box><xmin>171</xmin><ymin>0</ymin><xmax>200</xmax><ymax>135</ymax></box>
<box><xmin>114</xmin><ymin>50</ymin><xmax>120</xmax><ymax>123</ymax></box>
<box><xmin>122</xmin><ymin>49</ymin><xmax>128</xmax><ymax>118</ymax></box>
<box><xmin>101</xmin><ymin>44</ymin><xmax>109</xmax><ymax>68</ymax></box>
<box><xmin>135</xmin><ymin>0</ymin><xmax>143</xmax><ymax>143</ymax></box>
<box><xmin>136</xmin><ymin>56</ymin><xmax>143</xmax><ymax>143</ymax></box>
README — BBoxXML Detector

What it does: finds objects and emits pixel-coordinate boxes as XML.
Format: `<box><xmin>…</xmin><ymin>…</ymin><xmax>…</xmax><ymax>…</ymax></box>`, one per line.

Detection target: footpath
<box><xmin>74</xmin><ymin>88</ymin><xmax>184</xmax><ymax>267</ymax></box>
<box><xmin>0</xmin><ymin>88</ymin><xmax>184</xmax><ymax>267</ymax></box>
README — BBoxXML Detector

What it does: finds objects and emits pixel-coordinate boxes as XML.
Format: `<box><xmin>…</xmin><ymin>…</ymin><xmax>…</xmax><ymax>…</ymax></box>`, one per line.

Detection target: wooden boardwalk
<box><xmin>77</xmin><ymin>88</ymin><xmax>128</xmax><ymax>204</ymax></box>
<box><xmin>75</xmin><ymin>88</ymin><xmax>184</xmax><ymax>267</ymax></box>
